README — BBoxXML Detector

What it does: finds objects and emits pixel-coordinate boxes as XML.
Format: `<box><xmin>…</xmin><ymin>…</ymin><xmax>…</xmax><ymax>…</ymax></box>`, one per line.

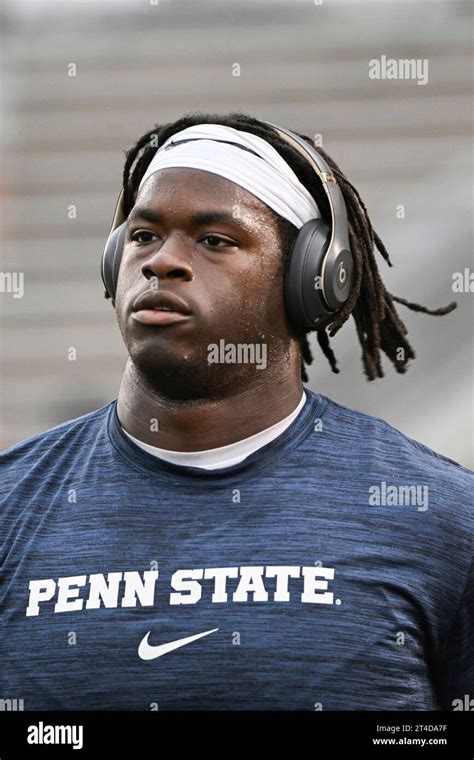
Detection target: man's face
<box><xmin>115</xmin><ymin>168</ymin><xmax>296</xmax><ymax>399</ymax></box>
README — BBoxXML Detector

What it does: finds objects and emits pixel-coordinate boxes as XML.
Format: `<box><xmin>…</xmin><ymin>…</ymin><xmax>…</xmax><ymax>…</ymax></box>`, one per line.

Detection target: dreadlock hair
<box><xmin>111</xmin><ymin>110</ymin><xmax>456</xmax><ymax>382</ymax></box>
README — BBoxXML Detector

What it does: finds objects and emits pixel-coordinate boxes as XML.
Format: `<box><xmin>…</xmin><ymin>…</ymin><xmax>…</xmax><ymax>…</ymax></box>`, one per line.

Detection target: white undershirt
<box><xmin>120</xmin><ymin>390</ymin><xmax>306</xmax><ymax>470</ymax></box>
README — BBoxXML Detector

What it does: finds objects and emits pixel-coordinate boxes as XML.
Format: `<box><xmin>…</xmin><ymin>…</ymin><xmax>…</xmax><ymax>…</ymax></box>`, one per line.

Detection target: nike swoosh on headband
<box><xmin>164</xmin><ymin>137</ymin><xmax>262</xmax><ymax>157</ymax></box>
<box><xmin>138</xmin><ymin>627</ymin><xmax>219</xmax><ymax>661</ymax></box>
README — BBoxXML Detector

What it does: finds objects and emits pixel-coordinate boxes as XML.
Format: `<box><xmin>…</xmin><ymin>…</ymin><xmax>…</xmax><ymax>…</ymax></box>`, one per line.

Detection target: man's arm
<box><xmin>433</xmin><ymin>557</ymin><xmax>474</xmax><ymax>710</ymax></box>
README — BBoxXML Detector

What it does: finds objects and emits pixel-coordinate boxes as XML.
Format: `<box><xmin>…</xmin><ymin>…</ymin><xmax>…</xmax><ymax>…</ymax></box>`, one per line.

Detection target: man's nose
<box><xmin>141</xmin><ymin>235</ymin><xmax>194</xmax><ymax>283</ymax></box>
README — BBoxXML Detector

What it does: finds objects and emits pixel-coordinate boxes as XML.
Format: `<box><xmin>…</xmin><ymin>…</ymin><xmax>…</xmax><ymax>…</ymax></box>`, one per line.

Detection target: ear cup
<box><xmin>101</xmin><ymin>221</ymin><xmax>128</xmax><ymax>306</ymax></box>
<box><xmin>285</xmin><ymin>219</ymin><xmax>354</xmax><ymax>332</ymax></box>
<box><xmin>321</xmin><ymin>246</ymin><xmax>354</xmax><ymax>311</ymax></box>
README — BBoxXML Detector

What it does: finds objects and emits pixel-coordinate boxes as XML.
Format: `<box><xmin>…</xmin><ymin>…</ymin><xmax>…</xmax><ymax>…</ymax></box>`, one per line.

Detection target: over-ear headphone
<box><xmin>101</xmin><ymin>118</ymin><xmax>354</xmax><ymax>331</ymax></box>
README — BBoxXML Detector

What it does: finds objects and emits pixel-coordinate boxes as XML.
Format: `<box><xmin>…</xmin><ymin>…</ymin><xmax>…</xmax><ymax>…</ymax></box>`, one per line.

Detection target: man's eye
<box><xmin>130</xmin><ymin>230</ymin><xmax>157</xmax><ymax>244</ymax></box>
<box><xmin>129</xmin><ymin>231</ymin><xmax>235</xmax><ymax>248</ymax></box>
<box><xmin>201</xmin><ymin>235</ymin><xmax>235</xmax><ymax>248</ymax></box>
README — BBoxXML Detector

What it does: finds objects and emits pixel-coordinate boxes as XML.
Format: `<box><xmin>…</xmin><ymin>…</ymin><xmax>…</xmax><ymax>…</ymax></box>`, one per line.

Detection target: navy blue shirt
<box><xmin>1</xmin><ymin>390</ymin><xmax>472</xmax><ymax>710</ymax></box>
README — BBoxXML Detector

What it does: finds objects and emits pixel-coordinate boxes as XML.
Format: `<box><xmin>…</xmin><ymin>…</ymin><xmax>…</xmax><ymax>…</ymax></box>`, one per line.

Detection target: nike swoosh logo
<box><xmin>138</xmin><ymin>627</ymin><xmax>219</xmax><ymax>661</ymax></box>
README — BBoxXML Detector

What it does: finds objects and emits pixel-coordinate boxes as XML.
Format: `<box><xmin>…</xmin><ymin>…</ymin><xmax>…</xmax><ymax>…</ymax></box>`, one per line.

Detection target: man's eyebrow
<box><xmin>127</xmin><ymin>206</ymin><xmax>250</xmax><ymax>230</ymax></box>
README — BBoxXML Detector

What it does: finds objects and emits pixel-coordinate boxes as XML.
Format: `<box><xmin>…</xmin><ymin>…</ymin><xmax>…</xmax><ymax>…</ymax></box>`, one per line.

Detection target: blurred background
<box><xmin>0</xmin><ymin>0</ymin><xmax>472</xmax><ymax>467</ymax></box>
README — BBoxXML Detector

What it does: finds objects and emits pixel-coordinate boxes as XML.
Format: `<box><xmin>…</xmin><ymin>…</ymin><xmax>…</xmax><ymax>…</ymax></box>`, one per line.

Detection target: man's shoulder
<box><xmin>0</xmin><ymin>402</ymin><xmax>115</xmax><ymax>479</ymax></box>
<box><xmin>318</xmin><ymin>392</ymin><xmax>473</xmax><ymax>484</ymax></box>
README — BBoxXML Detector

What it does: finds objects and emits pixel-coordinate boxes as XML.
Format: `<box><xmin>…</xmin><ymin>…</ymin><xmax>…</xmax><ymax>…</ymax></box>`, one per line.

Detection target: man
<box><xmin>1</xmin><ymin>112</ymin><xmax>472</xmax><ymax>711</ymax></box>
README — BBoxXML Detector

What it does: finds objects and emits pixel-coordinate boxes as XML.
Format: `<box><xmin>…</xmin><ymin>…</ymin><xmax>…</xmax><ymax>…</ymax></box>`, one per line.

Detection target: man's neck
<box><xmin>116</xmin><ymin>358</ymin><xmax>304</xmax><ymax>452</ymax></box>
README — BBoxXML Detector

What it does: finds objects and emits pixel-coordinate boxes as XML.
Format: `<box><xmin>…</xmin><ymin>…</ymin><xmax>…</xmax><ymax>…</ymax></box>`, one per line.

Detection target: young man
<box><xmin>0</xmin><ymin>112</ymin><xmax>472</xmax><ymax>711</ymax></box>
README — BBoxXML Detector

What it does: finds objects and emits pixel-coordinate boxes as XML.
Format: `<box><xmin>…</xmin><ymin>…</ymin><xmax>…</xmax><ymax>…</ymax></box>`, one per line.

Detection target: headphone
<box><xmin>101</xmin><ymin>118</ymin><xmax>354</xmax><ymax>331</ymax></box>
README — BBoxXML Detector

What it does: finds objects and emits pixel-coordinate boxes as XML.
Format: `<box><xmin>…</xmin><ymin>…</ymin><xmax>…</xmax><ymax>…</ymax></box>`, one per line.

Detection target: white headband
<box><xmin>137</xmin><ymin>123</ymin><xmax>320</xmax><ymax>229</ymax></box>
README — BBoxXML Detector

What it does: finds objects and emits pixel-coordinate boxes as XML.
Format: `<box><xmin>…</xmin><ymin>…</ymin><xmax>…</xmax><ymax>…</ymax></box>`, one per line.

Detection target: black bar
<box><xmin>0</xmin><ymin>710</ymin><xmax>471</xmax><ymax>758</ymax></box>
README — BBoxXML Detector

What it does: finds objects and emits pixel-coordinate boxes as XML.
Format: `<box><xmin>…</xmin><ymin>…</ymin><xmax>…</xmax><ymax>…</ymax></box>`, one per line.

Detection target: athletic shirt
<box><xmin>0</xmin><ymin>389</ymin><xmax>472</xmax><ymax>711</ymax></box>
<box><xmin>120</xmin><ymin>390</ymin><xmax>306</xmax><ymax>469</ymax></box>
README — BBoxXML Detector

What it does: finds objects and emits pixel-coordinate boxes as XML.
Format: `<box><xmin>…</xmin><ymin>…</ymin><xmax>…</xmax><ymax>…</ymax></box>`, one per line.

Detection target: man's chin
<box><xmin>128</xmin><ymin>350</ymin><xmax>219</xmax><ymax>401</ymax></box>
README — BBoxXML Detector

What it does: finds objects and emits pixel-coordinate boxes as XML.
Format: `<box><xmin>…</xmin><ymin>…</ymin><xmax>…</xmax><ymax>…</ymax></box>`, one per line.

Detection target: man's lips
<box><xmin>131</xmin><ymin>289</ymin><xmax>192</xmax><ymax>326</ymax></box>
<box><xmin>132</xmin><ymin>309</ymin><xmax>191</xmax><ymax>326</ymax></box>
